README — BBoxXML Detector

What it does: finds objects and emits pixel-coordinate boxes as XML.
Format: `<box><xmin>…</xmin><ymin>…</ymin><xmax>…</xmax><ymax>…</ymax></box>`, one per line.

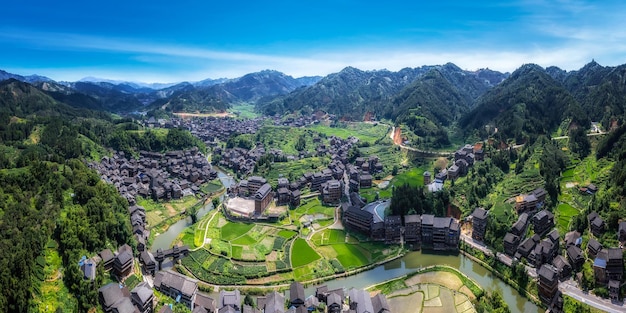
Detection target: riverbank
<box><xmin>459</xmin><ymin>249</ymin><xmax>545</xmax><ymax>309</ymax></box>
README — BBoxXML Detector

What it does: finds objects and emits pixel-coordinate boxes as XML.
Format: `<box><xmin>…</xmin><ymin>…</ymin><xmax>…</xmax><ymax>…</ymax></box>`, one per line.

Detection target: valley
<box><xmin>2</xmin><ymin>61</ymin><xmax>626</xmax><ymax>313</ymax></box>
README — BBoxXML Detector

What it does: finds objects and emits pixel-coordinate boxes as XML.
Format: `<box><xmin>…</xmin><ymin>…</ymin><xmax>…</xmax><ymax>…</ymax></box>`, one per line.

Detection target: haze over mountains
<box><xmin>3</xmin><ymin>60</ymin><xmax>626</xmax><ymax>145</ymax></box>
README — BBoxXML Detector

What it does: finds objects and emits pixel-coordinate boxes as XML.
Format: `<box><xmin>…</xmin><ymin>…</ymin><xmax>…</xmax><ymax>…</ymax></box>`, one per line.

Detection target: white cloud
<box><xmin>2</xmin><ymin>23</ymin><xmax>626</xmax><ymax>83</ymax></box>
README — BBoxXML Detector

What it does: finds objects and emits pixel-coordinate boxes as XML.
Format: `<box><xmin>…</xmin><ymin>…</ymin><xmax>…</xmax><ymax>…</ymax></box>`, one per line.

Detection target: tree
<box><xmin>244</xmin><ymin>294</ymin><xmax>255</xmax><ymax>307</ymax></box>
<box><xmin>188</xmin><ymin>205</ymin><xmax>198</xmax><ymax>224</ymax></box>
<box><xmin>212</xmin><ymin>197</ymin><xmax>220</xmax><ymax>209</ymax></box>
<box><xmin>294</xmin><ymin>134</ymin><xmax>307</xmax><ymax>151</ymax></box>
<box><xmin>568</xmin><ymin>127</ymin><xmax>591</xmax><ymax>158</ymax></box>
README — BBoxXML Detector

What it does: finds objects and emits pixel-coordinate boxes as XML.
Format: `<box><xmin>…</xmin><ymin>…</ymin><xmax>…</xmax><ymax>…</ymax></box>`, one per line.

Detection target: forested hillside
<box><xmin>0</xmin><ymin>79</ymin><xmax>202</xmax><ymax>312</ymax></box>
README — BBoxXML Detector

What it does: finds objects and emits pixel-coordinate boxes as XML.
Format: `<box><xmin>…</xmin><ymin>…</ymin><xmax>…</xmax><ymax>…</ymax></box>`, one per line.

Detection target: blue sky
<box><xmin>1</xmin><ymin>0</ymin><xmax>625</xmax><ymax>83</ymax></box>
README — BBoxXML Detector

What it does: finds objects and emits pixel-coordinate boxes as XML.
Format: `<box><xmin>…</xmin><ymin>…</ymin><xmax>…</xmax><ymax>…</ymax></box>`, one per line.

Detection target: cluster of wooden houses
<box><xmin>79</xmin><ymin>244</ymin><xmax>135</xmax><ymax>284</ymax></box>
<box><xmin>343</xmin><ymin>199</ymin><xmax>460</xmax><ymax>250</ymax></box>
<box><xmin>271</xmin><ymin>114</ymin><xmax>321</xmax><ymax>128</ymax></box>
<box><xmin>90</xmin><ymin>148</ymin><xmax>218</xmax><ymax>204</ymax></box>
<box><xmin>422</xmin><ymin>143</ymin><xmax>486</xmax><ymax>193</ymax></box>
<box><xmin>100</xmin><ymin>270</ymin><xmax>391</xmax><ymax>313</ymax></box>
<box><xmin>177</xmin><ymin>116</ymin><xmax>265</xmax><ymax>143</ymax></box>
<box><xmin>224</xmin><ymin>138</ymin><xmax>385</xmax><ymax>219</ymax></box>
<box><xmin>99</xmin><ymin>280</ymin><xmax>154</xmax><ymax>313</ymax></box>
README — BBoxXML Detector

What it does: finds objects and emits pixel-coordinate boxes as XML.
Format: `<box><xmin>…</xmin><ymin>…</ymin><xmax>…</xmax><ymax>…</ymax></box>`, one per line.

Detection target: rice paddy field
<box><xmin>181</xmin><ymin>205</ymin><xmax>399</xmax><ymax>285</ymax></box>
<box><xmin>290</xmin><ymin>238</ymin><xmax>322</xmax><ymax>267</ymax></box>
<box><xmin>370</xmin><ymin>266</ymin><xmax>481</xmax><ymax>313</ymax></box>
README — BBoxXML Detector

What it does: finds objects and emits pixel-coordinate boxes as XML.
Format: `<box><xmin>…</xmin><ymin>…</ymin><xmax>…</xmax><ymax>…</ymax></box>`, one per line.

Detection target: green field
<box><xmin>228</xmin><ymin>103</ymin><xmax>259</xmax><ymax>119</ymax></box>
<box><xmin>358</xmin><ymin>144</ymin><xmax>407</xmax><ymax>177</ymax></box>
<box><xmin>256</xmin><ymin>156</ymin><xmax>331</xmax><ymax>186</ymax></box>
<box><xmin>278</xmin><ymin>230</ymin><xmax>297</xmax><ymax>239</ymax></box>
<box><xmin>391</xmin><ymin>167</ymin><xmax>425</xmax><ymax>187</ymax></box>
<box><xmin>307</xmin><ymin>122</ymin><xmax>390</xmax><ymax>144</ymax></box>
<box><xmin>232</xmin><ymin>245</ymin><xmax>244</xmax><ymax>259</ymax></box>
<box><xmin>332</xmin><ymin>244</ymin><xmax>369</xmax><ymax>268</ymax></box>
<box><xmin>359</xmin><ymin>187</ymin><xmax>393</xmax><ymax>202</ymax></box>
<box><xmin>231</xmin><ymin>234</ymin><xmax>257</xmax><ymax>245</ymax></box>
<box><xmin>221</xmin><ymin>222</ymin><xmax>255</xmax><ymax>241</ymax></box>
<box><xmin>32</xmin><ymin>241</ymin><xmax>77</xmax><ymax>312</ymax></box>
<box><xmin>556</xmin><ymin>204</ymin><xmax>579</xmax><ymax>234</ymax></box>
<box><xmin>312</xmin><ymin>229</ymin><xmax>346</xmax><ymax>246</ymax></box>
<box><xmin>201</xmin><ymin>179</ymin><xmax>224</xmax><ymax>194</ymax></box>
<box><xmin>291</xmin><ymin>238</ymin><xmax>322</xmax><ymax>267</ymax></box>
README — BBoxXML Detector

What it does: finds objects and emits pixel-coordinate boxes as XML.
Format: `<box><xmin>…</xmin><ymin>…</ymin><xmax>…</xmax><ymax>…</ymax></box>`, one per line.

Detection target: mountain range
<box><xmin>3</xmin><ymin>60</ymin><xmax>626</xmax><ymax>145</ymax></box>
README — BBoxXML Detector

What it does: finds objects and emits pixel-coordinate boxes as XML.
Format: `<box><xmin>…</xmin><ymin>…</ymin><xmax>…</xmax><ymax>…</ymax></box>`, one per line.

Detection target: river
<box><xmin>304</xmin><ymin>250</ymin><xmax>542</xmax><ymax>312</ymax></box>
<box><xmin>151</xmin><ymin>170</ymin><xmax>541</xmax><ymax>312</ymax></box>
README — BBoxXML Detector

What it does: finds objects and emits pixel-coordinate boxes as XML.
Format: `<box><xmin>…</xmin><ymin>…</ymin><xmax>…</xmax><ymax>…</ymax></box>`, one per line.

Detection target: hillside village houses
<box><xmin>90</xmin><ymin>148</ymin><xmax>218</xmax><ymax>205</ymax></box>
<box><xmin>224</xmin><ymin>134</ymin><xmax>385</xmax><ymax>219</ymax></box>
<box><xmin>101</xmin><ymin>273</ymin><xmax>391</xmax><ymax>313</ymax></box>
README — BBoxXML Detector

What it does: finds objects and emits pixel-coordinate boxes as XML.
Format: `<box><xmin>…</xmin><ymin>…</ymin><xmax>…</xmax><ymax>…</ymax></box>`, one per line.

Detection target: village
<box><xmin>83</xmin><ymin>114</ymin><xmax>625</xmax><ymax>313</ymax></box>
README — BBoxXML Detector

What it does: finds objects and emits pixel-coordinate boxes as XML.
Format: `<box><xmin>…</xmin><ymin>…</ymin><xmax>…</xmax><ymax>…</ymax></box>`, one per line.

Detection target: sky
<box><xmin>1</xmin><ymin>0</ymin><xmax>625</xmax><ymax>83</ymax></box>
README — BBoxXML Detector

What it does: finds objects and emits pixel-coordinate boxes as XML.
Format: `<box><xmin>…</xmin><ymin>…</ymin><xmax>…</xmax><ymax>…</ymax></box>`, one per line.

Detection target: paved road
<box><xmin>552</xmin><ymin>131</ymin><xmax>607</xmax><ymax>140</ymax></box>
<box><xmin>559</xmin><ymin>279</ymin><xmax>625</xmax><ymax>313</ymax></box>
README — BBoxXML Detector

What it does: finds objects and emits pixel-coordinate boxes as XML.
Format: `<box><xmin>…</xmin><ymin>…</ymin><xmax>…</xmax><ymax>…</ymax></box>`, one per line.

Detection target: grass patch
<box><xmin>277</xmin><ymin>230</ymin><xmax>297</xmax><ymax>239</ymax></box>
<box><xmin>178</xmin><ymin>228</ymin><xmax>196</xmax><ymax>248</ymax></box>
<box><xmin>332</xmin><ymin>244</ymin><xmax>369</xmax><ymax>268</ymax></box>
<box><xmin>359</xmin><ymin>187</ymin><xmax>393</xmax><ymax>202</ymax></box>
<box><xmin>307</xmin><ymin>122</ymin><xmax>390</xmax><ymax>144</ymax></box>
<box><xmin>221</xmin><ymin>222</ymin><xmax>254</xmax><ymax>241</ymax></box>
<box><xmin>229</xmin><ymin>103</ymin><xmax>259</xmax><ymax>119</ymax></box>
<box><xmin>390</xmin><ymin>167</ymin><xmax>425</xmax><ymax>187</ymax></box>
<box><xmin>231</xmin><ymin>234</ymin><xmax>257</xmax><ymax>245</ymax></box>
<box><xmin>32</xmin><ymin>241</ymin><xmax>77</xmax><ymax>312</ymax></box>
<box><xmin>125</xmin><ymin>274</ymin><xmax>140</xmax><ymax>290</ymax></box>
<box><xmin>311</xmin><ymin>229</ymin><xmax>346</xmax><ymax>246</ymax></box>
<box><xmin>232</xmin><ymin>246</ymin><xmax>244</xmax><ymax>259</ymax></box>
<box><xmin>201</xmin><ymin>179</ymin><xmax>223</xmax><ymax>194</ymax></box>
<box><xmin>556</xmin><ymin>203</ymin><xmax>579</xmax><ymax>234</ymax></box>
<box><xmin>291</xmin><ymin>238</ymin><xmax>321</xmax><ymax>268</ymax></box>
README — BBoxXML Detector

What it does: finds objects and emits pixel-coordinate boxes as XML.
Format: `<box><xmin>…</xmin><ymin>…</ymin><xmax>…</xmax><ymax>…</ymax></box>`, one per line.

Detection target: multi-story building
<box><xmin>154</xmin><ymin>270</ymin><xmax>198</xmax><ymax>309</ymax></box>
<box><xmin>533</xmin><ymin>210</ymin><xmax>554</xmax><ymax>236</ymax></box>
<box><xmin>421</xmin><ymin>214</ymin><xmax>434</xmax><ymax>247</ymax></box>
<box><xmin>404</xmin><ymin>214</ymin><xmax>421</xmax><ymax>245</ymax></box>
<box><xmin>247</xmin><ymin>176</ymin><xmax>267</xmax><ymax>195</ymax></box>
<box><xmin>538</xmin><ymin>264</ymin><xmax>559</xmax><ymax>304</ymax></box>
<box><xmin>343</xmin><ymin>206</ymin><xmax>373</xmax><ymax>235</ymax></box>
<box><xmin>322</xmin><ymin>180</ymin><xmax>342</xmax><ymax>205</ymax></box>
<box><xmin>254</xmin><ymin>183</ymin><xmax>272</xmax><ymax>215</ymax></box>
<box><xmin>384</xmin><ymin>216</ymin><xmax>402</xmax><ymax>243</ymax></box>
<box><xmin>471</xmin><ymin>207</ymin><xmax>488</xmax><ymax>241</ymax></box>
<box><xmin>504</xmin><ymin>232</ymin><xmax>521</xmax><ymax>256</ymax></box>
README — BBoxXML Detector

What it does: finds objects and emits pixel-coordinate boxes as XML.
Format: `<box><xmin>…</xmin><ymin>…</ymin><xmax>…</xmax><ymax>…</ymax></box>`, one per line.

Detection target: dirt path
<box><xmin>388</xmin><ymin>126</ymin><xmax>454</xmax><ymax>157</ymax></box>
<box><xmin>192</xmin><ymin>207</ymin><xmax>220</xmax><ymax>251</ymax></box>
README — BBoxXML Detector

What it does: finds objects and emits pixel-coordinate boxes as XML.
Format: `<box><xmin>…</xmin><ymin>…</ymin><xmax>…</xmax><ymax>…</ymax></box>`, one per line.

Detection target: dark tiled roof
<box><xmin>371</xmin><ymin>293</ymin><xmax>390</xmax><ymax>313</ymax></box>
<box><xmin>472</xmin><ymin>207</ymin><xmax>488</xmax><ymax>220</ymax></box>
<box><xmin>421</xmin><ymin>214</ymin><xmax>434</xmax><ymax>226</ymax></box>
<box><xmin>290</xmin><ymin>282</ymin><xmax>305</xmax><ymax>304</ymax></box>
<box><xmin>404</xmin><ymin>214</ymin><xmax>421</xmax><ymax>224</ymax></box>
<box><xmin>131</xmin><ymin>282</ymin><xmax>153</xmax><ymax>305</ymax></box>
<box><xmin>538</xmin><ymin>264</ymin><xmax>557</xmax><ymax>281</ymax></box>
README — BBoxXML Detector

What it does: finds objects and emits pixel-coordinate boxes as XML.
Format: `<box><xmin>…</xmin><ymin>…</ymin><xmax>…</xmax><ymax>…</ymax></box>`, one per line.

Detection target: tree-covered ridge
<box><xmin>459</xmin><ymin>64</ymin><xmax>579</xmax><ymax>144</ymax></box>
<box><xmin>259</xmin><ymin>64</ymin><xmax>503</xmax><ymax>122</ymax></box>
<box><xmin>0</xmin><ymin>160</ymin><xmax>132</xmax><ymax>312</ymax></box>
<box><xmin>0</xmin><ymin>79</ymin><xmax>208</xmax><ymax>311</ymax></box>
